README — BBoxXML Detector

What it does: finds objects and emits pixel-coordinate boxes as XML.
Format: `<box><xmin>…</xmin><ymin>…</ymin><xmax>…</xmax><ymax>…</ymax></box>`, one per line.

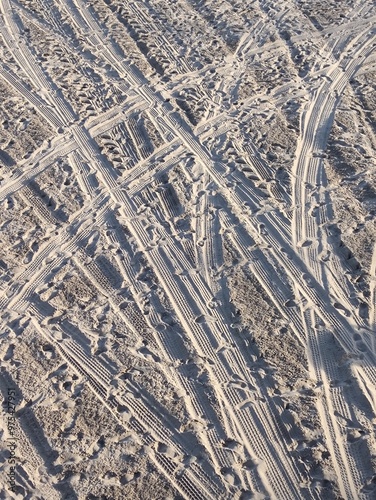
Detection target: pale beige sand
<box><xmin>0</xmin><ymin>0</ymin><xmax>376</xmax><ymax>498</ymax></box>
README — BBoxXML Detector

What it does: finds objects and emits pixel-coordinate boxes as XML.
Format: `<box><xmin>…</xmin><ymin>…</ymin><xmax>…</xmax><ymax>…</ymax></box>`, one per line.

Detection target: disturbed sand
<box><xmin>0</xmin><ymin>0</ymin><xmax>376</xmax><ymax>498</ymax></box>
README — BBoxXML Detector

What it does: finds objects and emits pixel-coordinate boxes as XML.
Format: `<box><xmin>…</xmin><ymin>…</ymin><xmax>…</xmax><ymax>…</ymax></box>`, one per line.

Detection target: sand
<box><xmin>0</xmin><ymin>0</ymin><xmax>375</xmax><ymax>498</ymax></box>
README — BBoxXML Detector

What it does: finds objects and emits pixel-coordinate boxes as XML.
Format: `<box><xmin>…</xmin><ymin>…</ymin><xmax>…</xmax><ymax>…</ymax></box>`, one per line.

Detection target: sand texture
<box><xmin>0</xmin><ymin>0</ymin><xmax>376</xmax><ymax>498</ymax></box>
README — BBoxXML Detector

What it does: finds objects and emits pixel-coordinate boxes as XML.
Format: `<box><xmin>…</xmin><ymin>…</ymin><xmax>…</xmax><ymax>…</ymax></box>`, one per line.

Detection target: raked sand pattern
<box><xmin>0</xmin><ymin>0</ymin><xmax>376</xmax><ymax>498</ymax></box>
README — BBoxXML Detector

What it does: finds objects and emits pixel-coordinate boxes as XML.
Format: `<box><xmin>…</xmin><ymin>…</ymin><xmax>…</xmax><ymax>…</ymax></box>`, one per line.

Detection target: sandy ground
<box><xmin>0</xmin><ymin>0</ymin><xmax>376</xmax><ymax>498</ymax></box>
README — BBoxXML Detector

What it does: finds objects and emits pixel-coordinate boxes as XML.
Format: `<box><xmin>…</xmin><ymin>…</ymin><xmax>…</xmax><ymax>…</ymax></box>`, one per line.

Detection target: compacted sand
<box><xmin>0</xmin><ymin>0</ymin><xmax>376</xmax><ymax>498</ymax></box>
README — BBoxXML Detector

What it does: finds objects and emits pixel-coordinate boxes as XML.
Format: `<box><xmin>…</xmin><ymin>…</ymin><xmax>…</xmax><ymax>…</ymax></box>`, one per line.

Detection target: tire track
<box><xmin>2</xmin><ymin>1</ymin><xmax>376</xmax><ymax>497</ymax></box>
<box><xmin>28</xmin><ymin>312</ymin><xmax>223</xmax><ymax>500</ymax></box>
<box><xmin>109</xmin><ymin>195</ymin><xmax>309</xmax><ymax>499</ymax></box>
<box><xmin>50</xmin><ymin>3</ymin><xmax>376</xmax><ymax>486</ymax></box>
<box><xmin>7</xmin><ymin>0</ymin><xmax>376</xmax><ymax>414</ymax></box>
<box><xmin>0</xmin><ymin>64</ymin><xmax>63</xmax><ymax>129</ymax></box>
<box><xmin>370</xmin><ymin>244</ymin><xmax>376</xmax><ymax>355</ymax></box>
<box><xmin>1</xmin><ymin>142</ymin><xmax>248</xmax><ymax>496</ymax></box>
<box><xmin>292</xmin><ymin>28</ymin><xmax>376</xmax><ymax>315</ymax></box>
<box><xmin>82</xmin><ymin>216</ymin><xmax>259</xmax><ymax>495</ymax></box>
<box><xmin>300</xmin><ymin>305</ymin><xmax>372</xmax><ymax>499</ymax></box>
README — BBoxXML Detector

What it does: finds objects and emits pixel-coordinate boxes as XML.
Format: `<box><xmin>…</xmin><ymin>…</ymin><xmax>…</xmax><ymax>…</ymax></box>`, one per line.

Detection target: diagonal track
<box><xmin>1</xmin><ymin>0</ymin><xmax>375</xmax><ymax>498</ymax></box>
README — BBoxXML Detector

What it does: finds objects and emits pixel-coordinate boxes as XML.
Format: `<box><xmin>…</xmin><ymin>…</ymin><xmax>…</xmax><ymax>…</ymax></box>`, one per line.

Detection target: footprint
<box><xmin>138</xmin><ymin>346</ymin><xmax>160</xmax><ymax>363</ymax></box>
<box><xmin>280</xmin><ymin>247</ymin><xmax>293</xmax><ymax>259</ymax></box>
<box><xmin>220</xmin><ymin>467</ymin><xmax>240</xmax><ymax>486</ymax></box>
<box><xmin>222</xmin><ymin>438</ymin><xmax>242</xmax><ymax>452</ymax></box>
<box><xmin>333</xmin><ymin>411</ymin><xmax>356</xmax><ymax>428</ymax></box>
<box><xmin>302</xmin><ymin>273</ymin><xmax>315</xmax><ymax>287</ymax></box>
<box><xmin>5</xmin><ymin>197</ymin><xmax>14</xmax><ymax>210</ymax></box>
<box><xmin>120</xmin><ymin>471</ymin><xmax>141</xmax><ymax>485</ymax></box>
<box><xmin>194</xmin><ymin>314</ymin><xmax>216</xmax><ymax>324</ymax></box>
<box><xmin>258</xmin><ymin>223</ymin><xmax>268</xmax><ymax>235</ymax></box>
<box><xmin>63</xmin><ymin>380</ymin><xmax>73</xmax><ymax>392</ymax></box>
<box><xmin>356</xmin><ymin>341</ymin><xmax>367</xmax><ymax>352</ymax></box>
<box><xmin>242</xmin><ymin>458</ymin><xmax>260</xmax><ymax>471</ymax></box>
<box><xmin>347</xmin><ymin>428</ymin><xmax>366</xmax><ymax>443</ymax></box>
<box><xmin>333</xmin><ymin>302</ymin><xmax>350</xmax><ymax>317</ymax></box>
<box><xmin>90</xmin><ymin>436</ymin><xmax>105</xmax><ymax>459</ymax></box>
<box><xmin>298</xmin><ymin>239</ymin><xmax>312</xmax><ymax>248</ymax></box>
<box><xmin>3</xmin><ymin>344</ymin><xmax>15</xmax><ymax>361</ymax></box>
<box><xmin>156</xmin><ymin>442</ymin><xmax>168</xmax><ymax>454</ymax></box>
<box><xmin>319</xmin><ymin>250</ymin><xmax>331</xmax><ymax>262</ymax></box>
<box><xmin>358</xmin><ymin>302</ymin><xmax>368</xmax><ymax>319</ymax></box>
<box><xmin>155</xmin><ymin>442</ymin><xmax>177</xmax><ymax>459</ymax></box>
<box><xmin>23</xmin><ymin>251</ymin><xmax>34</xmax><ymax>264</ymax></box>
<box><xmin>42</xmin><ymin>344</ymin><xmax>55</xmax><ymax>360</ymax></box>
<box><xmin>309</xmin><ymin>206</ymin><xmax>319</xmax><ymax>217</ymax></box>
<box><xmin>102</xmin><ymin>471</ymin><xmax>119</xmax><ymax>486</ymax></box>
<box><xmin>237</xmin><ymin>398</ymin><xmax>255</xmax><ymax>410</ymax></box>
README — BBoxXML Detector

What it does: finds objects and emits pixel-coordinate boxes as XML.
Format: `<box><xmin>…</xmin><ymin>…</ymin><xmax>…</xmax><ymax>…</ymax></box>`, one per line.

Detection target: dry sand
<box><xmin>0</xmin><ymin>0</ymin><xmax>376</xmax><ymax>498</ymax></box>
